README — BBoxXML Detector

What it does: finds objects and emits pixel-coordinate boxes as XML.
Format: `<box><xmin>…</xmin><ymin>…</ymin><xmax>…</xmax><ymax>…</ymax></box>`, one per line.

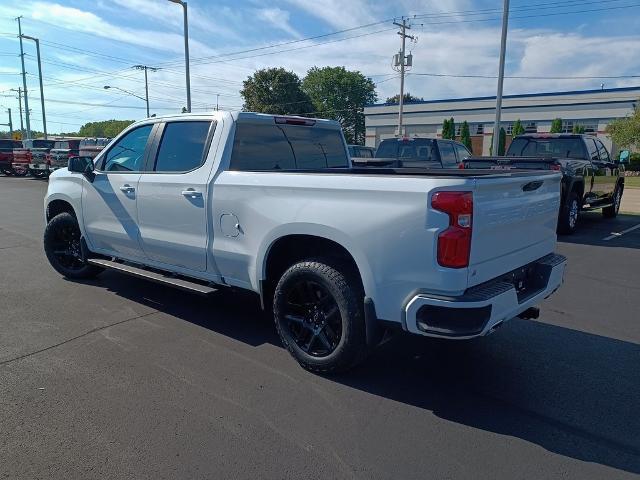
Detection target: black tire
<box><xmin>13</xmin><ymin>167</ymin><xmax>27</xmax><ymax>177</ymax></box>
<box><xmin>1</xmin><ymin>169</ymin><xmax>12</xmax><ymax>176</ymax></box>
<box><xmin>603</xmin><ymin>186</ymin><xmax>622</xmax><ymax>218</ymax></box>
<box><xmin>558</xmin><ymin>191</ymin><xmax>580</xmax><ymax>235</ymax></box>
<box><xmin>44</xmin><ymin>212</ymin><xmax>103</xmax><ymax>279</ymax></box>
<box><xmin>273</xmin><ymin>258</ymin><xmax>367</xmax><ymax>374</ymax></box>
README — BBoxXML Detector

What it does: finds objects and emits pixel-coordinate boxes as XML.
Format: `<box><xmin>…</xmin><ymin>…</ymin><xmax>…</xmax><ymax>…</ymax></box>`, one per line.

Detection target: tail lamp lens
<box><xmin>431</xmin><ymin>191</ymin><xmax>473</xmax><ymax>268</ymax></box>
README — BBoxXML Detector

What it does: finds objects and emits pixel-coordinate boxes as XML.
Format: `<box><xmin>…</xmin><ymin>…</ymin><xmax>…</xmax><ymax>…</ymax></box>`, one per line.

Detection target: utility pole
<box><xmin>492</xmin><ymin>0</ymin><xmax>510</xmax><ymax>156</ymax></box>
<box><xmin>11</xmin><ymin>88</ymin><xmax>24</xmax><ymax>138</ymax></box>
<box><xmin>216</xmin><ymin>93</ymin><xmax>219</xmax><ymax>111</ymax></box>
<box><xmin>133</xmin><ymin>65</ymin><xmax>158</xmax><ymax>118</ymax></box>
<box><xmin>20</xmin><ymin>34</ymin><xmax>46</xmax><ymax>139</ymax></box>
<box><xmin>7</xmin><ymin>108</ymin><xmax>13</xmax><ymax>134</ymax></box>
<box><xmin>16</xmin><ymin>16</ymin><xmax>31</xmax><ymax>139</ymax></box>
<box><xmin>393</xmin><ymin>18</ymin><xmax>414</xmax><ymax>137</ymax></box>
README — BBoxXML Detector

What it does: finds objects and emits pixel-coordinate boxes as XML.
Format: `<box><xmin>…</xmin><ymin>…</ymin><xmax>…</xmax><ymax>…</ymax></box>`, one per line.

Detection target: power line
<box><xmin>408</xmin><ymin>72</ymin><xmax>640</xmax><ymax>80</ymax></box>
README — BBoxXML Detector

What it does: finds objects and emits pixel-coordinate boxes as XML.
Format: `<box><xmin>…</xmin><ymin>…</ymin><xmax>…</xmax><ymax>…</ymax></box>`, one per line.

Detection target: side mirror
<box><xmin>619</xmin><ymin>150</ymin><xmax>630</xmax><ymax>164</ymax></box>
<box><xmin>68</xmin><ymin>156</ymin><xmax>95</xmax><ymax>181</ymax></box>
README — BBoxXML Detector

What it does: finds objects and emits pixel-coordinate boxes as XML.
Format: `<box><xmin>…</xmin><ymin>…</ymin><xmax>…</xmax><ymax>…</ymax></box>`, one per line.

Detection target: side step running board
<box><xmin>87</xmin><ymin>258</ymin><xmax>218</xmax><ymax>295</ymax></box>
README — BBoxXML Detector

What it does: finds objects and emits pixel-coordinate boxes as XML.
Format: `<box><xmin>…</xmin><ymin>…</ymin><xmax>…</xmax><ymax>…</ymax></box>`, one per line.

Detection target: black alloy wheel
<box><xmin>281</xmin><ymin>279</ymin><xmax>342</xmax><ymax>357</ymax></box>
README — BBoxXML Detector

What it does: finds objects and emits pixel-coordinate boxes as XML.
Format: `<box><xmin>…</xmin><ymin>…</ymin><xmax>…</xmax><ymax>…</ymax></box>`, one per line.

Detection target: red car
<box><xmin>0</xmin><ymin>139</ymin><xmax>24</xmax><ymax>175</ymax></box>
<box><xmin>13</xmin><ymin>139</ymin><xmax>56</xmax><ymax>177</ymax></box>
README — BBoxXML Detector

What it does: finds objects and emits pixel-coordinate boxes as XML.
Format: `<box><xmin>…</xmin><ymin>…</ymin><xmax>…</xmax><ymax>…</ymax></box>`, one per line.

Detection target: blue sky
<box><xmin>0</xmin><ymin>0</ymin><xmax>639</xmax><ymax>133</ymax></box>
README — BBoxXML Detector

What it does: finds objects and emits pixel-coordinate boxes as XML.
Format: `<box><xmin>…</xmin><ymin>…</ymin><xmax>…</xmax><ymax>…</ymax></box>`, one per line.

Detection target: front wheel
<box><xmin>44</xmin><ymin>212</ymin><xmax>103</xmax><ymax>279</ymax></box>
<box><xmin>12</xmin><ymin>166</ymin><xmax>27</xmax><ymax>177</ymax></box>
<box><xmin>603</xmin><ymin>187</ymin><xmax>622</xmax><ymax>218</ymax></box>
<box><xmin>558</xmin><ymin>192</ymin><xmax>580</xmax><ymax>235</ymax></box>
<box><xmin>1</xmin><ymin>169</ymin><xmax>12</xmax><ymax>176</ymax></box>
<box><xmin>273</xmin><ymin>259</ymin><xmax>368</xmax><ymax>374</ymax></box>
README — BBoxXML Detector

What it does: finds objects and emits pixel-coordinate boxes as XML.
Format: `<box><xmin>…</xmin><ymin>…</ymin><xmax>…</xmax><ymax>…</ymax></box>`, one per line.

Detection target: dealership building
<box><xmin>364</xmin><ymin>86</ymin><xmax>640</xmax><ymax>155</ymax></box>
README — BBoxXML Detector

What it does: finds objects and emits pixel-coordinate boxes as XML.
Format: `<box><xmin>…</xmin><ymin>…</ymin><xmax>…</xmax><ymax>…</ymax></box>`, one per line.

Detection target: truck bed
<box><xmin>268</xmin><ymin>166</ymin><xmax>560</xmax><ymax>178</ymax></box>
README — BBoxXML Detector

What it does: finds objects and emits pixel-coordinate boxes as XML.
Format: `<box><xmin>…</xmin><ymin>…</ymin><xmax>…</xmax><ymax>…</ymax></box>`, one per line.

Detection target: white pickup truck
<box><xmin>44</xmin><ymin>112</ymin><xmax>566</xmax><ymax>373</ymax></box>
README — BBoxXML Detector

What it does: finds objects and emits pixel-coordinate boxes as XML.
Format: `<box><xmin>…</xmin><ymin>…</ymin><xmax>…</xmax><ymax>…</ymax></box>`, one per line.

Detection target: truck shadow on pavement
<box><xmin>559</xmin><ymin>212</ymin><xmax>640</xmax><ymax>249</ymax></box>
<box><xmin>96</xmin><ymin>271</ymin><xmax>640</xmax><ymax>476</ymax></box>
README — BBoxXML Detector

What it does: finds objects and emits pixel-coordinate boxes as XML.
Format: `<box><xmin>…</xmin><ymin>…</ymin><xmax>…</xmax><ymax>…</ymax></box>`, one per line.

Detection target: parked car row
<box><xmin>0</xmin><ymin>137</ymin><xmax>111</xmax><ymax>178</ymax></box>
<box><xmin>349</xmin><ymin>133</ymin><xmax>628</xmax><ymax>234</ymax></box>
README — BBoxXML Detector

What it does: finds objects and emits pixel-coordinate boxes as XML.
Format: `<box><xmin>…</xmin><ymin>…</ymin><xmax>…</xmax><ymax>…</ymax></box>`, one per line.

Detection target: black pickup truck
<box><xmin>351</xmin><ymin>137</ymin><xmax>472</xmax><ymax>169</ymax></box>
<box><xmin>463</xmin><ymin>134</ymin><xmax>628</xmax><ymax>234</ymax></box>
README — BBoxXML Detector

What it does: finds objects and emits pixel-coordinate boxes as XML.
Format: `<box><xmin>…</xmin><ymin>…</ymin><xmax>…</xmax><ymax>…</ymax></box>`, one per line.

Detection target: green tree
<box><xmin>240</xmin><ymin>67</ymin><xmax>313</xmax><ymax>115</ymax></box>
<box><xmin>489</xmin><ymin>127</ymin><xmax>507</xmax><ymax>155</ymax></box>
<box><xmin>441</xmin><ymin>117</ymin><xmax>455</xmax><ymax>139</ymax></box>
<box><xmin>512</xmin><ymin>119</ymin><xmax>525</xmax><ymax>137</ymax></box>
<box><xmin>441</xmin><ymin>118</ymin><xmax>450</xmax><ymax>139</ymax></box>
<box><xmin>499</xmin><ymin>127</ymin><xmax>506</xmax><ymax>155</ymax></box>
<box><xmin>78</xmin><ymin>120</ymin><xmax>134</xmax><ymax>138</ymax></box>
<box><xmin>385</xmin><ymin>92</ymin><xmax>424</xmax><ymax>104</ymax></box>
<box><xmin>460</xmin><ymin>121</ymin><xmax>472</xmax><ymax>150</ymax></box>
<box><xmin>606</xmin><ymin>106</ymin><xmax>640</xmax><ymax>148</ymax></box>
<box><xmin>302</xmin><ymin>66</ymin><xmax>377</xmax><ymax>144</ymax></box>
<box><xmin>572</xmin><ymin>124</ymin><xmax>585</xmax><ymax>134</ymax></box>
<box><xmin>550</xmin><ymin>118</ymin><xmax>563</xmax><ymax>133</ymax></box>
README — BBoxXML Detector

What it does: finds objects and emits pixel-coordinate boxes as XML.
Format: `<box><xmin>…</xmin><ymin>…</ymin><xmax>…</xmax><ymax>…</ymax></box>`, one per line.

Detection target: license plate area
<box><xmin>490</xmin><ymin>165</ymin><xmax>512</xmax><ymax>170</ymax></box>
<box><xmin>498</xmin><ymin>261</ymin><xmax>549</xmax><ymax>303</ymax></box>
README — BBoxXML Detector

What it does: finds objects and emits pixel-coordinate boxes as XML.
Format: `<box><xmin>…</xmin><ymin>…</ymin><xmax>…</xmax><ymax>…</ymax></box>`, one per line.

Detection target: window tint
<box><xmin>32</xmin><ymin>140</ymin><xmax>55</xmax><ymax>149</ymax></box>
<box><xmin>375</xmin><ymin>138</ymin><xmax>435</xmax><ymax>160</ymax></box>
<box><xmin>439</xmin><ymin>142</ymin><xmax>457</xmax><ymax>166</ymax></box>
<box><xmin>155</xmin><ymin>121</ymin><xmax>212</xmax><ymax>172</ymax></box>
<box><xmin>103</xmin><ymin>124</ymin><xmax>153</xmax><ymax>172</ymax></box>
<box><xmin>358</xmin><ymin>147</ymin><xmax>374</xmax><ymax>158</ymax></box>
<box><xmin>586</xmin><ymin>138</ymin><xmax>599</xmax><ymax>160</ymax></box>
<box><xmin>506</xmin><ymin>138</ymin><xmax>585</xmax><ymax>159</ymax></box>
<box><xmin>454</xmin><ymin>143</ymin><xmax>471</xmax><ymax>161</ymax></box>
<box><xmin>595</xmin><ymin>140</ymin><xmax>610</xmax><ymax>162</ymax></box>
<box><xmin>230</xmin><ymin>122</ymin><xmax>348</xmax><ymax>171</ymax></box>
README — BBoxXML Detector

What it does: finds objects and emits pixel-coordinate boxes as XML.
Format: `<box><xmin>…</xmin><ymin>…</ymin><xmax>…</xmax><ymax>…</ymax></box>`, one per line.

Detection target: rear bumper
<box><xmin>404</xmin><ymin>253</ymin><xmax>566</xmax><ymax>339</ymax></box>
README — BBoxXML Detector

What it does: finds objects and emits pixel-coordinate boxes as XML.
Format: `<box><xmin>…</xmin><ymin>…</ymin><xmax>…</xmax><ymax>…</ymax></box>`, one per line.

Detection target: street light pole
<box><xmin>7</xmin><ymin>108</ymin><xmax>13</xmax><ymax>134</ymax></box>
<box><xmin>20</xmin><ymin>34</ymin><xmax>47</xmax><ymax>139</ymax></box>
<box><xmin>168</xmin><ymin>0</ymin><xmax>191</xmax><ymax>113</ymax></box>
<box><xmin>492</xmin><ymin>0</ymin><xmax>510</xmax><ymax>156</ymax></box>
<box><xmin>133</xmin><ymin>65</ymin><xmax>158</xmax><ymax>118</ymax></box>
<box><xmin>16</xmin><ymin>16</ymin><xmax>31</xmax><ymax>139</ymax></box>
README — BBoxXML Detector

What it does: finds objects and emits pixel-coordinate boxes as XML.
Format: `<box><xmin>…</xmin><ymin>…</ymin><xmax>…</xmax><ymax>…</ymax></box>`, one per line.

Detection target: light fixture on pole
<box><xmin>103</xmin><ymin>86</ymin><xmax>148</xmax><ymax>115</ymax></box>
<box><xmin>132</xmin><ymin>65</ymin><xmax>158</xmax><ymax>118</ymax></box>
<box><xmin>19</xmin><ymin>34</ymin><xmax>47</xmax><ymax>139</ymax></box>
<box><xmin>168</xmin><ymin>0</ymin><xmax>191</xmax><ymax>113</ymax></box>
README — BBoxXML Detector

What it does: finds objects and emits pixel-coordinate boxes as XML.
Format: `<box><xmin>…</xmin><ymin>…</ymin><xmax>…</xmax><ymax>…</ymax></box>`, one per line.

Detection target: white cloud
<box><xmin>255</xmin><ymin>8</ymin><xmax>301</xmax><ymax>38</ymax></box>
<box><xmin>282</xmin><ymin>0</ymin><xmax>378</xmax><ymax>29</ymax></box>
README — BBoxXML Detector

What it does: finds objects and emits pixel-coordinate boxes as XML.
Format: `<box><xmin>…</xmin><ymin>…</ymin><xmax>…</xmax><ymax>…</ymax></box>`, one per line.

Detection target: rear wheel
<box><xmin>273</xmin><ymin>258</ymin><xmax>367</xmax><ymax>373</ymax></box>
<box><xmin>1</xmin><ymin>169</ymin><xmax>12</xmax><ymax>176</ymax></box>
<box><xmin>44</xmin><ymin>212</ymin><xmax>103</xmax><ymax>279</ymax></box>
<box><xmin>13</xmin><ymin>166</ymin><xmax>27</xmax><ymax>177</ymax></box>
<box><xmin>558</xmin><ymin>191</ymin><xmax>580</xmax><ymax>235</ymax></box>
<box><xmin>603</xmin><ymin>187</ymin><xmax>622</xmax><ymax>218</ymax></box>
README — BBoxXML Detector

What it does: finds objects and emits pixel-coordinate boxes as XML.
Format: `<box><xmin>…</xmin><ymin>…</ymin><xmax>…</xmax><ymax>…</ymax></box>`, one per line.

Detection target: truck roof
<box><xmin>516</xmin><ymin>133</ymin><xmax>596</xmax><ymax>139</ymax></box>
<box><xmin>131</xmin><ymin>111</ymin><xmax>341</xmax><ymax>130</ymax></box>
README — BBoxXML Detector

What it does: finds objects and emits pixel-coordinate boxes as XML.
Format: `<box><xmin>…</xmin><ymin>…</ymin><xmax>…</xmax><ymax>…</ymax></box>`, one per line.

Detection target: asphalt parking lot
<box><xmin>1</xmin><ymin>175</ymin><xmax>639</xmax><ymax>479</ymax></box>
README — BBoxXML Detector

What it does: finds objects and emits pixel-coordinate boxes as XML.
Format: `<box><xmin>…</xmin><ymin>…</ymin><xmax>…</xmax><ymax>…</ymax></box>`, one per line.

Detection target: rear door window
<box><xmin>586</xmin><ymin>138</ymin><xmax>599</xmax><ymax>160</ymax></box>
<box><xmin>230</xmin><ymin>122</ymin><xmax>348</xmax><ymax>170</ymax></box>
<box><xmin>154</xmin><ymin>121</ymin><xmax>212</xmax><ymax>172</ymax></box>
<box><xmin>438</xmin><ymin>141</ymin><xmax>457</xmax><ymax>167</ymax></box>
<box><xmin>454</xmin><ymin>143</ymin><xmax>471</xmax><ymax>161</ymax></box>
<box><xmin>595</xmin><ymin>140</ymin><xmax>610</xmax><ymax>162</ymax></box>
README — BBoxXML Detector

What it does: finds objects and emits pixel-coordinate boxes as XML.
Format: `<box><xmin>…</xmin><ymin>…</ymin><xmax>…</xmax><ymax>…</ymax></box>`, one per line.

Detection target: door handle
<box><xmin>181</xmin><ymin>188</ymin><xmax>202</xmax><ymax>197</ymax></box>
<box><xmin>119</xmin><ymin>185</ymin><xmax>135</xmax><ymax>193</ymax></box>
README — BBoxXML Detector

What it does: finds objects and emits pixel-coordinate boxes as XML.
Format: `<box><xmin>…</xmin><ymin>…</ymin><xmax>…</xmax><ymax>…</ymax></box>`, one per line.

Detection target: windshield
<box><xmin>507</xmin><ymin>138</ymin><xmax>585</xmax><ymax>159</ymax></box>
<box><xmin>375</xmin><ymin>138</ymin><xmax>435</xmax><ymax>160</ymax></box>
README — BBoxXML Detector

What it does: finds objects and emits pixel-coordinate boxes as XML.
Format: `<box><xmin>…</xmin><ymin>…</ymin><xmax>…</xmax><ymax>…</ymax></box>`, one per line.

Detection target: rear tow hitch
<box><xmin>518</xmin><ymin>307</ymin><xmax>540</xmax><ymax>320</ymax></box>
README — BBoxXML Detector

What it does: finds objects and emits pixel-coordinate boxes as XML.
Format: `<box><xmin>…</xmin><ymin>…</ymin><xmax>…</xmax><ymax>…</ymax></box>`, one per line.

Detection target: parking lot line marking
<box><xmin>603</xmin><ymin>223</ymin><xmax>640</xmax><ymax>241</ymax></box>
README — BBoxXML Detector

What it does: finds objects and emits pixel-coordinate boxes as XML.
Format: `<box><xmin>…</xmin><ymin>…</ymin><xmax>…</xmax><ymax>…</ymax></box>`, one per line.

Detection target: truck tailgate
<box><xmin>468</xmin><ymin>171</ymin><xmax>561</xmax><ymax>287</ymax></box>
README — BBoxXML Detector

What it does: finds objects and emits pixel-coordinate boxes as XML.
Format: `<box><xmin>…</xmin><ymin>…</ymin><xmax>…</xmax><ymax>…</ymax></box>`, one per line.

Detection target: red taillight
<box><xmin>551</xmin><ymin>163</ymin><xmax>561</xmax><ymax>171</ymax></box>
<box><xmin>458</xmin><ymin>162</ymin><xmax>465</xmax><ymax>169</ymax></box>
<box><xmin>431</xmin><ymin>191</ymin><xmax>473</xmax><ymax>268</ymax></box>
